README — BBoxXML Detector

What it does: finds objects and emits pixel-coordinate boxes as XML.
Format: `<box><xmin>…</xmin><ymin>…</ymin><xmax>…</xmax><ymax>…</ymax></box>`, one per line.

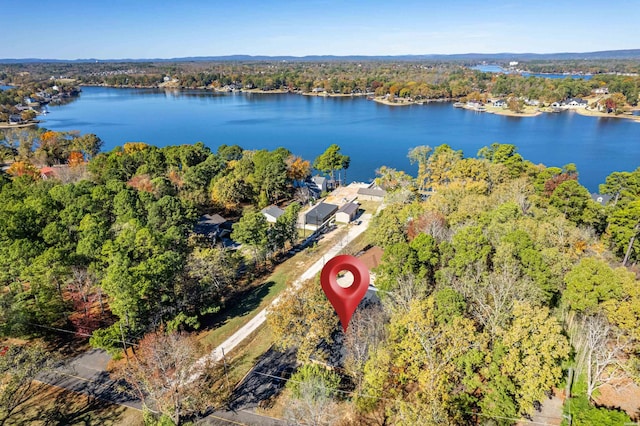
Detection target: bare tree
<box><xmin>578</xmin><ymin>315</ymin><xmax>630</xmax><ymax>400</ymax></box>
<box><xmin>113</xmin><ymin>329</ymin><xmax>228</xmax><ymax>425</ymax></box>
<box><xmin>381</xmin><ymin>273</ymin><xmax>426</xmax><ymax>314</ymax></box>
<box><xmin>0</xmin><ymin>344</ymin><xmax>57</xmax><ymax>425</ymax></box>
<box><xmin>453</xmin><ymin>262</ymin><xmax>541</xmax><ymax>337</ymax></box>
<box><xmin>344</xmin><ymin>303</ymin><xmax>387</xmax><ymax>387</ymax></box>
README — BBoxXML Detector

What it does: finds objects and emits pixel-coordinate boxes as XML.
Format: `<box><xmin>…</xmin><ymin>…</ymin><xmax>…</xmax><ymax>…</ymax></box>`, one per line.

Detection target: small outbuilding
<box><xmin>261</xmin><ymin>205</ymin><xmax>285</xmax><ymax>223</ymax></box>
<box><xmin>335</xmin><ymin>202</ymin><xmax>359</xmax><ymax>223</ymax></box>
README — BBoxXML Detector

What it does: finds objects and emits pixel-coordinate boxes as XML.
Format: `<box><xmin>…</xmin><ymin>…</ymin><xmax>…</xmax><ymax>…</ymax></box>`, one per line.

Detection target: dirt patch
<box><xmin>596</xmin><ymin>379</ymin><xmax>640</xmax><ymax>420</ymax></box>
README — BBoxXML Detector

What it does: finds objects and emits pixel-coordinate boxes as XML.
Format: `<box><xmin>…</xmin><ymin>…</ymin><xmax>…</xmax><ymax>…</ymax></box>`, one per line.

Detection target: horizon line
<box><xmin>2</xmin><ymin>48</ymin><xmax>640</xmax><ymax>62</ymax></box>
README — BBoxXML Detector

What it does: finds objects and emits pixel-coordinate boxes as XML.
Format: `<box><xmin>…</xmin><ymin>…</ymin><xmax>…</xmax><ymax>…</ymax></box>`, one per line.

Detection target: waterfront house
<box><xmin>493</xmin><ymin>99</ymin><xmax>507</xmax><ymax>108</ymax></box>
<box><xmin>357</xmin><ymin>185</ymin><xmax>387</xmax><ymax>202</ymax></box>
<box><xmin>306</xmin><ymin>175</ymin><xmax>328</xmax><ymax>198</ymax></box>
<box><xmin>8</xmin><ymin>115</ymin><xmax>22</xmax><ymax>125</ymax></box>
<box><xmin>335</xmin><ymin>202</ymin><xmax>359</xmax><ymax>223</ymax></box>
<box><xmin>261</xmin><ymin>205</ymin><xmax>285</xmax><ymax>223</ymax></box>
<box><xmin>564</xmin><ymin>98</ymin><xmax>588</xmax><ymax>108</ymax></box>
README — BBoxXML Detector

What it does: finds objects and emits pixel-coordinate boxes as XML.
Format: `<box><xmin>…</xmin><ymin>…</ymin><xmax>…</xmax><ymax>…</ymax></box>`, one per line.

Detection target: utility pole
<box><xmin>221</xmin><ymin>347</ymin><xmax>230</xmax><ymax>392</ymax></box>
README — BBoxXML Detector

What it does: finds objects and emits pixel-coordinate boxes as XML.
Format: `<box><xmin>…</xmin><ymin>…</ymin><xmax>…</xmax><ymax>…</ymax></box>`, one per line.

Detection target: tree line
<box><xmin>4</xmin><ymin>60</ymin><xmax>638</xmax><ymax>106</ymax></box>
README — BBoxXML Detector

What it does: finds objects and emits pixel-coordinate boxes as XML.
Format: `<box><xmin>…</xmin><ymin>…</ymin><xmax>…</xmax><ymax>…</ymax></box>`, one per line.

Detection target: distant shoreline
<box><xmin>63</xmin><ymin>85</ymin><xmax>640</xmax><ymax>123</ymax></box>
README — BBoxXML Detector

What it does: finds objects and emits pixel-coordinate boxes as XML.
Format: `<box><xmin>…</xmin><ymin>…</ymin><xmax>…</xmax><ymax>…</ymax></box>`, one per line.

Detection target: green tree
<box><xmin>486</xmin><ymin>301</ymin><xmax>569</xmax><ymax>417</ymax></box>
<box><xmin>267</xmin><ymin>277</ymin><xmax>336</xmax><ymax>362</ymax></box>
<box><xmin>360</xmin><ymin>297</ymin><xmax>482</xmax><ymax>425</ymax></box>
<box><xmin>550</xmin><ymin>179</ymin><xmax>601</xmax><ymax>226</ymax></box>
<box><xmin>313</xmin><ymin>144</ymin><xmax>349</xmax><ymax>183</ymax></box>
<box><xmin>563</xmin><ymin>258</ymin><xmax>625</xmax><ymax>313</ymax></box>
<box><xmin>231</xmin><ymin>209</ymin><xmax>269</xmax><ymax>264</ymax></box>
<box><xmin>608</xmin><ymin>200</ymin><xmax>640</xmax><ymax>266</ymax></box>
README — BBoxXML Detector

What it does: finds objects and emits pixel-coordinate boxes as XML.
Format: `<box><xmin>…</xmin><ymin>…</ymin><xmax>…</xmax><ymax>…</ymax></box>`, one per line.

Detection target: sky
<box><xmin>2</xmin><ymin>0</ymin><xmax>639</xmax><ymax>59</ymax></box>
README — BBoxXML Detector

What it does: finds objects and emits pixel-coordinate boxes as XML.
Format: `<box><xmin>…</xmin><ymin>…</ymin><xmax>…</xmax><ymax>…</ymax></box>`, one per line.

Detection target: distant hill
<box><xmin>2</xmin><ymin>49</ymin><xmax>640</xmax><ymax>63</ymax></box>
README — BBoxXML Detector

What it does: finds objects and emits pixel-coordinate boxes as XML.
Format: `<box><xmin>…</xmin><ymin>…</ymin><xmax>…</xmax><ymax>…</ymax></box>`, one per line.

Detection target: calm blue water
<box><xmin>41</xmin><ymin>86</ymin><xmax>639</xmax><ymax>191</ymax></box>
<box><xmin>471</xmin><ymin>65</ymin><xmax>592</xmax><ymax>80</ymax></box>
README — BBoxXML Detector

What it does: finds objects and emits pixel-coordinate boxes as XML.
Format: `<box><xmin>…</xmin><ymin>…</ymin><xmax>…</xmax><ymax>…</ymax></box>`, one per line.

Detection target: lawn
<box><xmin>225</xmin><ymin>325</ymin><xmax>275</xmax><ymax>385</ymax></box>
<box><xmin>198</xmin><ymin>270</ymin><xmax>287</xmax><ymax>351</ymax></box>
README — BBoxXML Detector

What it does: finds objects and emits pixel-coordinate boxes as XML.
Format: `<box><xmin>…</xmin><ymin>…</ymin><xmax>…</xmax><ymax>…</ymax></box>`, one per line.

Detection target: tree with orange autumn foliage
<box><xmin>127</xmin><ymin>174</ymin><xmax>154</xmax><ymax>193</ymax></box>
<box><xmin>68</xmin><ymin>151</ymin><xmax>85</xmax><ymax>167</ymax></box>
<box><xmin>6</xmin><ymin>161</ymin><xmax>40</xmax><ymax>179</ymax></box>
<box><xmin>286</xmin><ymin>155</ymin><xmax>311</xmax><ymax>184</ymax></box>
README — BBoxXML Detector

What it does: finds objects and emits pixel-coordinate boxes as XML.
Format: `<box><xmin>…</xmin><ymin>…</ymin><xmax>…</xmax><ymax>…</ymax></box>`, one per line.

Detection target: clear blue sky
<box><xmin>3</xmin><ymin>0</ymin><xmax>639</xmax><ymax>59</ymax></box>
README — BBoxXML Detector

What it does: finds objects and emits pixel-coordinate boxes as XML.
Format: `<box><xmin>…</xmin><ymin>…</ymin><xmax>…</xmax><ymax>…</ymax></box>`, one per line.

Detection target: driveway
<box><xmin>198</xmin><ymin>212</ymin><xmax>373</xmax><ymax>366</ymax></box>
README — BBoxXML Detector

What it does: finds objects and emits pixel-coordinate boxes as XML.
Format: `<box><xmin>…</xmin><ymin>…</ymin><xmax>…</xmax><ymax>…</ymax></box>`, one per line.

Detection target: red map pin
<box><xmin>320</xmin><ymin>255</ymin><xmax>370</xmax><ymax>332</ymax></box>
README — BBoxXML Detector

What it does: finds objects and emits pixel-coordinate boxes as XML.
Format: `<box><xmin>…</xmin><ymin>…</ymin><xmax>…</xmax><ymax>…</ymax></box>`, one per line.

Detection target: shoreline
<box><xmin>54</xmin><ymin>85</ymin><xmax>640</xmax><ymax>123</ymax></box>
<box><xmin>574</xmin><ymin>107</ymin><xmax>640</xmax><ymax>122</ymax></box>
<box><xmin>0</xmin><ymin>122</ymin><xmax>38</xmax><ymax>129</ymax></box>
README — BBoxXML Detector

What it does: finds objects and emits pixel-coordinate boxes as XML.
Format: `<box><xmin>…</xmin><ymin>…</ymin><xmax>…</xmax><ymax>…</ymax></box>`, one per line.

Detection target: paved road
<box><xmin>198</xmin><ymin>213</ymin><xmax>373</xmax><ymax>366</ymax></box>
<box><xmin>37</xmin><ymin>348</ymin><xmax>141</xmax><ymax>410</ymax></box>
<box><xmin>40</xmin><ymin>349</ymin><xmax>287</xmax><ymax>425</ymax></box>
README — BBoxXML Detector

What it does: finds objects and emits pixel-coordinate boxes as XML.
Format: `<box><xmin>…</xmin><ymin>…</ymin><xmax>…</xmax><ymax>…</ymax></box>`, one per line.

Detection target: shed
<box><xmin>261</xmin><ymin>205</ymin><xmax>285</xmax><ymax>223</ymax></box>
<box><xmin>335</xmin><ymin>202</ymin><xmax>359</xmax><ymax>223</ymax></box>
<box><xmin>304</xmin><ymin>202</ymin><xmax>338</xmax><ymax>227</ymax></box>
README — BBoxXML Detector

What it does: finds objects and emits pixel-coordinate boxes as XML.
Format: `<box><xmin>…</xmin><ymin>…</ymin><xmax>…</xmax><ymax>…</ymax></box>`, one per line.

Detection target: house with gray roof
<box><xmin>357</xmin><ymin>186</ymin><xmax>387</xmax><ymax>202</ymax></box>
<box><xmin>261</xmin><ymin>205</ymin><xmax>285</xmax><ymax>223</ymax></box>
<box><xmin>194</xmin><ymin>214</ymin><xmax>228</xmax><ymax>239</ymax></box>
<box><xmin>304</xmin><ymin>202</ymin><xmax>338</xmax><ymax>229</ymax></box>
<box><xmin>590</xmin><ymin>193</ymin><xmax>612</xmax><ymax>206</ymax></box>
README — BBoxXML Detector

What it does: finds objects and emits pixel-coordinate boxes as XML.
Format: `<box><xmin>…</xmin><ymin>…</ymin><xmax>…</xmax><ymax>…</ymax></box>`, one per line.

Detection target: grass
<box><xmin>225</xmin><ymin>324</ymin><xmax>275</xmax><ymax>385</ymax></box>
<box><xmin>3</xmin><ymin>382</ymin><xmax>142</xmax><ymax>426</ymax></box>
<box><xmin>198</xmin><ymin>270</ymin><xmax>287</xmax><ymax>351</ymax></box>
<box><xmin>357</xmin><ymin>200</ymin><xmax>381</xmax><ymax>214</ymax></box>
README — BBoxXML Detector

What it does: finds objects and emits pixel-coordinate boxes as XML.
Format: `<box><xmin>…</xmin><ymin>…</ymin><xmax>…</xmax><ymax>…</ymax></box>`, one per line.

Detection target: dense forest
<box><xmin>268</xmin><ymin>144</ymin><xmax>640</xmax><ymax>424</ymax></box>
<box><xmin>0</xmin><ymin>128</ymin><xmax>316</xmax><ymax>356</ymax></box>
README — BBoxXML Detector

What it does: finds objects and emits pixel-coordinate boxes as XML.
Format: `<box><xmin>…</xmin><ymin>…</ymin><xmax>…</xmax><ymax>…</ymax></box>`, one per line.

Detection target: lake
<box><xmin>41</xmin><ymin>86</ymin><xmax>639</xmax><ymax>192</ymax></box>
<box><xmin>471</xmin><ymin>65</ymin><xmax>592</xmax><ymax>80</ymax></box>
